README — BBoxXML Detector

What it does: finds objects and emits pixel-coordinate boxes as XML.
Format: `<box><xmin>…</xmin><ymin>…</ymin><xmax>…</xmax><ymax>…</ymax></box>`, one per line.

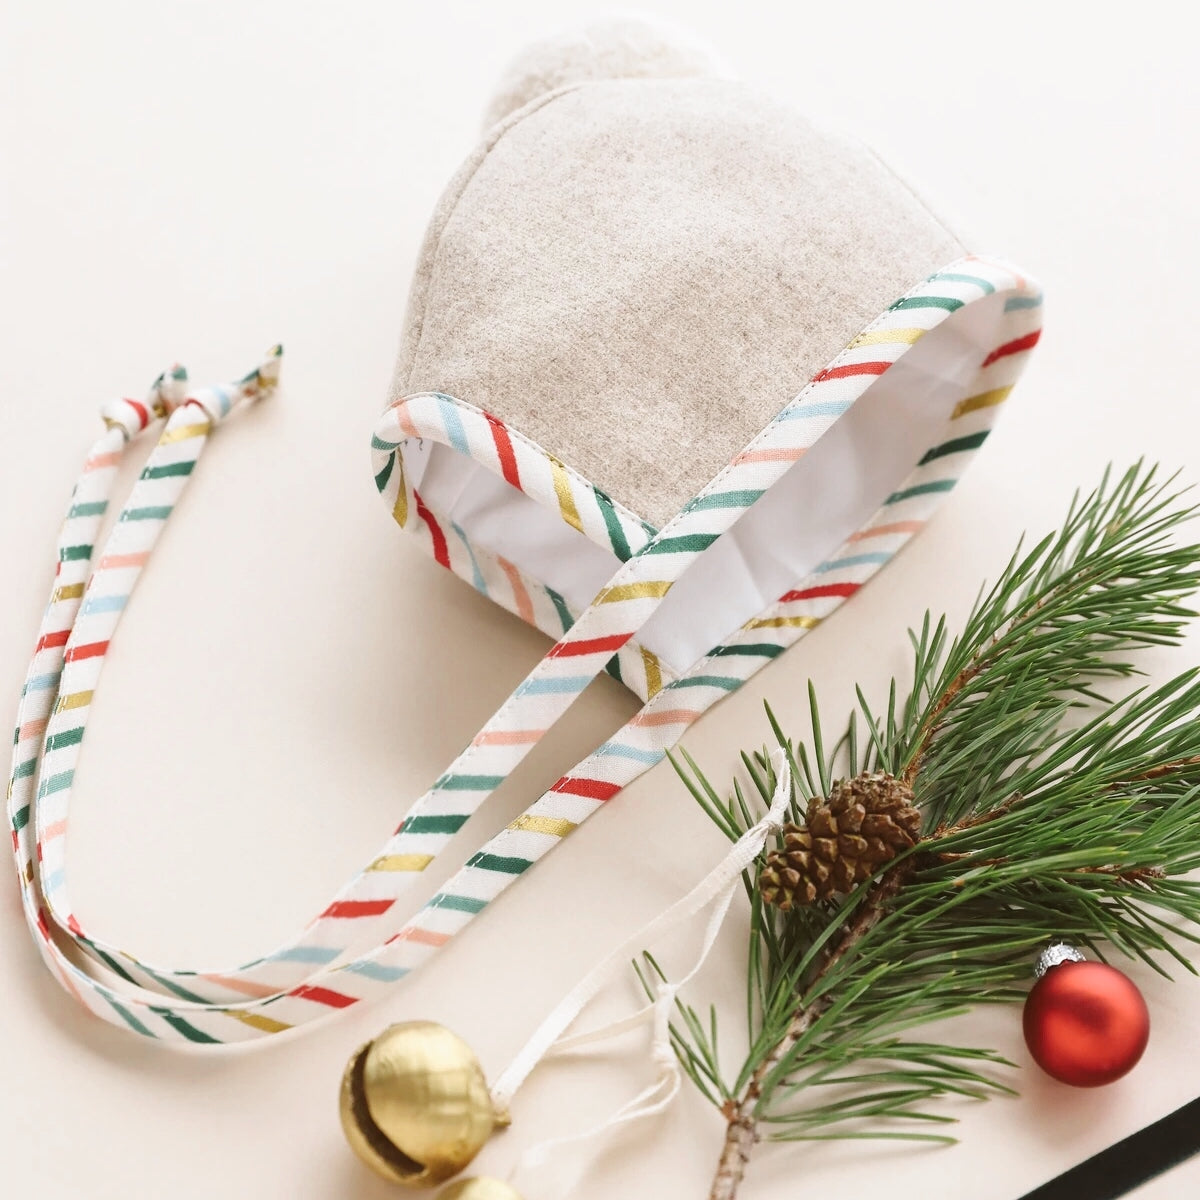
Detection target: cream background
<box><xmin>1</xmin><ymin>3</ymin><xmax>1197</xmax><ymax>1198</ymax></box>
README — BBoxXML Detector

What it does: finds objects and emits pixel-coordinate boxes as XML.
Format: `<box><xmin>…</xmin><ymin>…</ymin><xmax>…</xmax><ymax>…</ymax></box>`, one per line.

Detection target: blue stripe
<box><xmin>344</xmin><ymin>960</ymin><xmax>411</xmax><ymax>983</ymax></box>
<box><xmin>932</xmin><ymin>272</ymin><xmax>995</xmax><ymax>294</ymax></box>
<box><xmin>452</xmin><ymin>523</ymin><xmax>488</xmax><ymax>595</ymax></box>
<box><xmin>1005</xmin><ymin>294</ymin><xmax>1043</xmax><ymax>311</ymax></box>
<box><xmin>601</xmin><ymin>744</ymin><xmax>667</xmax><ymax>765</ymax></box>
<box><xmin>267</xmin><ymin>945</ymin><xmax>342</xmax><ymax>965</ymax></box>
<box><xmin>83</xmin><ymin>594</ymin><xmax>128</xmax><ymax>615</ymax></box>
<box><xmin>438</xmin><ymin>399</ymin><xmax>470</xmax><ymax>455</ymax></box>
<box><xmin>42</xmin><ymin>867</ymin><xmax>65</xmax><ymax>894</ymax></box>
<box><xmin>25</xmin><ymin>672</ymin><xmax>62</xmax><ymax>693</ymax></box>
<box><xmin>521</xmin><ymin>675</ymin><xmax>593</xmax><ymax>695</ymax></box>
<box><xmin>782</xmin><ymin>400</ymin><xmax>853</xmax><ymax>422</ymax></box>
<box><xmin>815</xmin><ymin>551</ymin><xmax>891</xmax><ymax>573</ymax></box>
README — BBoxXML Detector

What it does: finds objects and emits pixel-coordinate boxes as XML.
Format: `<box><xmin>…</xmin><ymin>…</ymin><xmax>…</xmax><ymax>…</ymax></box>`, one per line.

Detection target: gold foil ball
<box><xmin>436</xmin><ymin>1179</ymin><xmax>524</xmax><ymax>1200</ymax></box>
<box><xmin>339</xmin><ymin>1021</ymin><xmax>506</xmax><ymax>1187</ymax></box>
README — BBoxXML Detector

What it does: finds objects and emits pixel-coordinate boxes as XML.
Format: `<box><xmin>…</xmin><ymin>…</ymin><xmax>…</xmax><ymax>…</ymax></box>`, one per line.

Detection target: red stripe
<box><xmin>290</xmin><ymin>984</ymin><xmax>357</xmax><ymax>1009</ymax></box>
<box><xmin>982</xmin><ymin>329</ymin><xmax>1041</xmax><ymax>367</ymax></box>
<box><xmin>36</xmin><ymin>906</ymin><xmax>50</xmax><ymax>941</ymax></box>
<box><xmin>125</xmin><ymin>399</ymin><xmax>149</xmax><ymax>429</ymax></box>
<box><xmin>67</xmin><ymin>914</ymin><xmax>83</xmax><ymax>936</ymax></box>
<box><xmin>413</xmin><ymin>490</ymin><xmax>450</xmax><ymax>569</ymax></box>
<box><xmin>485</xmin><ymin>410</ymin><xmax>521</xmax><ymax>489</ymax></box>
<box><xmin>321</xmin><ymin>899</ymin><xmax>395</xmax><ymax>919</ymax></box>
<box><xmin>37</xmin><ymin>630</ymin><xmax>70</xmax><ymax>652</ymax></box>
<box><xmin>65</xmin><ymin>640</ymin><xmax>109</xmax><ymax>662</ymax></box>
<box><xmin>813</xmin><ymin>361</ymin><xmax>890</xmax><ymax>382</ymax></box>
<box><xmin>549</xmin><ymin>633</ymin><xmax>633</xmax><ymax>658</ymax></box>
<box><xmin>551</xmin><ymin>776</ymin><xmax>623</xmax><ymax>801</ymax></box>
<box><xmin>781</xmin><ymin>583</ymin><xmax>861</xmax><ymax>602</ymax></box>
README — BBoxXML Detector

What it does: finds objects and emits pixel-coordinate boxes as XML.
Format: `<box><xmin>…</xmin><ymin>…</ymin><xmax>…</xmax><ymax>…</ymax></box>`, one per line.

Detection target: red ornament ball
<box><xmin>1023</xmin><ymin>961</ymin><xmax>1150</xmax><ymax>1087</ymax></box>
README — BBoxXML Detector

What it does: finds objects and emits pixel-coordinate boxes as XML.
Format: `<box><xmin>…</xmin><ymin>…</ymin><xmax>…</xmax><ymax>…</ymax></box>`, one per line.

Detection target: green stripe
<box><xmin>93</xmin><ymin>946</ymin><xmax>140</xmax><ymax>985</ymax></box>
<box><xmin>604</xmin><ymin>653</ymin><xmax>624</xmax><ymax>685</ymax></box>
<box><xmin>668</xmin><ymin>675</ymin><xmax>740</xmax><ymax>692</ymax></box>
<box><xmin>886</xmin><ymin>479</ymin><xmax>957</xmax><ymax>504</ymax></box>
<box><xmin>688</xmin><ymin>489</ymin><xmax>765</xmax><ymax>512</ymax></box>
<box><xmin>13</xmin><ymin>759</ymin><xmax>36</xmax><ymax>780</ymax></box>
<box><xmin>430</xmin><ymin>892</ymin><xmax>487</xmax><ymax>914</ymax></box>
<box><xmin>593</xmin><ymin>488</ymin><xmax>633</xmax><ymax>561</ymax></box>
<box><xmin>13</xmin><ymin>804</ymin><xmax>30</xmax><ymax>831</ymax></box>
<box><xmin>374</xmin><ymin>453</ymin><xmax>396</xmax><ymax>492</ymax></box>
<box><xmin>106</xmin><ymin>998</ymin><xmax>154</xmax><ymax>1037</ymax></box>
<box><xmin>468</xmin><ymin>852</ymin><xmax>533</xmax><ymax>875</ymax></box>
<box><xmin>141</xmin><ymin>461</ymin><xmax>195</xmax><ymax>480</ymax></box>
<box><xmin>435</xmin><ymin>775</ymin><xmax>505</xmax><ymax>792</ymax></box>
<box><xmin>890</xmin><ymin>296</ymin><xmax>963</xmax><ymax>313</ymax></box>
<box><xmin>68</xmin><ymin>501</ymin><xmax>107</xmax><ymax>518</ymax></box>
<box><xmin>713</xmin><ymin>643</ymin><xmax>784</xmax><ymax>659</ymax></box>
<box><xmin>544</xmin><ymin>586</ymin><xmax>575</xmax><ymax>634</ymax></box>
<box><xmin>145</xmin><ymin>969</ymin><xmax>211</xmax><ymax>1004</ymax></box>
<box><xmin>60</xmin><ymin>544</ymin><xmax>93</xmax><ymax>562</ymax></box>
<box><xmin>371</xmin><ymin>434</ymin><xmax>400</xmax><ymax>451</ymax></box>
<box><xmin>38</xmin><ymin>770</ymin><xmax>74</xmax><ymax>798</ymax></box>
<box><xmin>402</xmin><ymin>814</ymin><xmax>470</xmax><ymax>835</ymax></box>
<box><xmin>45</xmin><ymin>726</ymin><xmax>84</xmax><ymax>752</ymax></box>
<box><xmin>932</xmin><ymin>272</ymin><xmax>995</xmax><ymax>294</ymax></box>
<box><xmin>121</xmin><ymin>506</ymin><xmax>173</xmax><ymax>522</ymax></box>
<box><xmin>919</xmin><ymin>431</ymin><xmax>989</xmax><ymax>465</ymax></box>
<box><xmin>647</xmin><ymin>533</ymin><xmax>718</xmax><ymax>555</ymax></box>
<box><xmin>150</xmin><ymin>1006</ymin><xmax>219</xmax><ymax>1043</ymax></box>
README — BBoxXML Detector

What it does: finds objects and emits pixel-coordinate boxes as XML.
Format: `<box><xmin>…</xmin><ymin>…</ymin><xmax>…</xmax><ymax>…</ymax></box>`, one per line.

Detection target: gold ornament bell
<box><xmin>436</xmin><ymin>1179</ymin><xmax>525</xmax><ymax>1200</ymax></box>
<box><xmin>339</xmin><ymin>1021</ymin><xmax>509</xmax><ymax>1187</ymax></box>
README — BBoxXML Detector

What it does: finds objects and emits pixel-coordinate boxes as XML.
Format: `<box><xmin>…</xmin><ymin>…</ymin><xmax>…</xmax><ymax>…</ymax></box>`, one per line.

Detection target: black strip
<box><xmin>1017</xmin><ymin>1095</ymin><xmax>1200</xmax><ymax>1199</ymax></box>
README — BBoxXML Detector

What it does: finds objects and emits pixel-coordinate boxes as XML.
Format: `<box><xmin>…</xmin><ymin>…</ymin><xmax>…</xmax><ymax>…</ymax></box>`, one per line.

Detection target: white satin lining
<box><xmin>410</xmin><ymin>290</ymin><xmax>1009</xmax><ymax>676</ymax></box>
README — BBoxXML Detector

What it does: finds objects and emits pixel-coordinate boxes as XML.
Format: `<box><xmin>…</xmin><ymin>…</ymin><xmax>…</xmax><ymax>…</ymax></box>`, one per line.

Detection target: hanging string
<box><xmin>490</xmin><ymin>751</ymin><xmax>792</xmax><ymax>1199</ymax></box>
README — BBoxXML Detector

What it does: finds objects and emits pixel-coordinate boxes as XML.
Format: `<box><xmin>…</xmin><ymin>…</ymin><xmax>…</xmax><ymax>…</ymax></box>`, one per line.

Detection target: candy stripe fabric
<box><xmin>8</xmin><ymin>257</ymin><xmax>1042</xmax><ymax>1042</ymax></box>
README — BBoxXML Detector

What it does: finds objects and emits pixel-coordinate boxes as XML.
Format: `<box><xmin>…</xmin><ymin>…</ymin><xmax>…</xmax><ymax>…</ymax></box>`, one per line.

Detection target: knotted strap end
<box><xmin>186</xmin><ymin>344</ymin><xmax>284</xmax><ymax>424</ymax></box>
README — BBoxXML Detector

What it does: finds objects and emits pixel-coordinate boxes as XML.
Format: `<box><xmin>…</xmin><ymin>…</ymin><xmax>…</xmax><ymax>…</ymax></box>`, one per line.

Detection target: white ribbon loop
<box><xmin>495</xmin><ymin>751</ymin><xmax>793</xmax><ymax>1198</ymax></box>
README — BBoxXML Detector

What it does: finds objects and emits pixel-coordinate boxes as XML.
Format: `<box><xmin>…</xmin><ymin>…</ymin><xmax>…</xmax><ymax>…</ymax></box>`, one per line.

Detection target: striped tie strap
<box><xmin>8</xmin><ymin>256</ymin><xmax>1043</xmax><ymax>1043</ymax></box>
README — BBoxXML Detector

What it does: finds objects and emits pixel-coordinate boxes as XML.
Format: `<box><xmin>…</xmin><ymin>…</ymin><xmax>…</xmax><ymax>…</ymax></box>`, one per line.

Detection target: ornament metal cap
<box><xmin>1034</xmin><ymin>942</ymin><xmax>1086</xmax><ymax>978</ymax></box>
<box><xmin>339</xmin><ymin>1021</ymin><xmax>508</xmax><ymax>1188</ymax></box>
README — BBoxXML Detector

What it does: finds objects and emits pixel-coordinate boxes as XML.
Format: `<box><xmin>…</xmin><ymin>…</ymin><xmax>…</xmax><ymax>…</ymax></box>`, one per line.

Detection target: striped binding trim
<box><xmin>7</xmin><ymin>259</ymin><xmax>1042</xmax><ymax>1041</ymax></box>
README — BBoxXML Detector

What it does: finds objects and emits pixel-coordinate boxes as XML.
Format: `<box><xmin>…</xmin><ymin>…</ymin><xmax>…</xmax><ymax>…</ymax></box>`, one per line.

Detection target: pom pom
<box><xmin>482</xmin><ymin>15</ymin><xmax>730</xmax><ymax>130</ymax></box>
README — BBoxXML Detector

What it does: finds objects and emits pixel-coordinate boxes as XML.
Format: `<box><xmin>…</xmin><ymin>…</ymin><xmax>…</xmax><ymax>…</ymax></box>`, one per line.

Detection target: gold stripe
<box><xmin>747</xmin><ymin>616</ymin><xmax>821</xmax><ymax>630</ymax></box>
<box><xmin>55</xmin><ymin>690</ymin><xmax>94</xmax><ymax>713</ymax></box>
<box><xmin>641</xmin><ymin>647</ymin><xmax>663</xmax><ymax>698</ymax></box>
<box><xmin>158</xmin><ymin>421</ymin><xmax>211</xmax><ymax>445</ymax></box>
<box><xmin>598</xmin><ymin>581</ymin><xmax>673</xmax><ymax>604</ymax></box>
<box><xmin>224</xmin><ymin>1009</ymin><xmax>292</xmax><ymax>1034</ymax></box>
<box><xmin>849</xmin><ymin>327</ymin><xmax>927</xmax><ymax>348</ymax></box>
<box><xmin>391</xmin><ymin>456</ymin><xmax>408</xmax><ymax>526</ymax></box>
<box><xmin>952</xmin><ymin>386</ymin><xmax>1012</xmax><ymax>420</ymax></box>
<box><xmin>508</xmin><ymin>814</ymin><xmax>577</xmax><ymax>838</ymax></box>
<box><xmin>548</xmin><ymin>456</ymin><xmax>585</xmax><ymax>534</ymax></box>
<box><xmin>52</xmin><ymin>583</ymin><xmax>86</xmax><ymax>603</ymax></box>
<box><xmin>369</xmin><ymin>853</ymin><xmax>435</xmax><ymax>872</ymax></box>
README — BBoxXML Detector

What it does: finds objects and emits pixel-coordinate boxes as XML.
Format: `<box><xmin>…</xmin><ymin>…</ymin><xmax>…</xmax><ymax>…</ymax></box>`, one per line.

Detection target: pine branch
<box><xmin>655</xmin><ymin>464</ymin><xmax>1200</xmax><ymax>1199</ymax></box>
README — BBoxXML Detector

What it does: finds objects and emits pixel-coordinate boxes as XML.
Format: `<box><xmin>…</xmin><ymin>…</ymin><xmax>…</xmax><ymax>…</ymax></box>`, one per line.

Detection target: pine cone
<box><xmin>759</xmin><ymin>772</ymin><xmax>921</xmax><ymax>909</ymax></box>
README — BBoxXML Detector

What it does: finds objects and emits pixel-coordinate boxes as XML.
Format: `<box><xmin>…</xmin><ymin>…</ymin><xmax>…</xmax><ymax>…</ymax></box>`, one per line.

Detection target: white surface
<box><xmin>1</xmin><ymin>3</ymin><xmax>1198</xmax><ymax>1198</ymax></box>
